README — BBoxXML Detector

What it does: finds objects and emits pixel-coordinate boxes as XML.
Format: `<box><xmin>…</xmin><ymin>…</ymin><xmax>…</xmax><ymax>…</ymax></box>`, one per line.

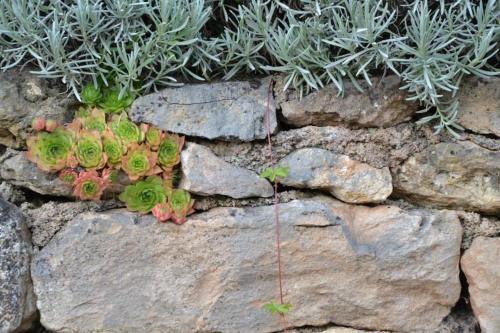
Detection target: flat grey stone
<box><xmin>129</xmin><ymin>77</ymin><xmax>277</xmax><ymax>141</ymax></box>
<box><xmin>32</xmin><ymin>197</ymin><xmax>462</xmax><ymax>333</ymax></box>
<box><xmin>179</xmin><ymin>143</ymin><xmax>273</xmax><ymax>198</ymax></box>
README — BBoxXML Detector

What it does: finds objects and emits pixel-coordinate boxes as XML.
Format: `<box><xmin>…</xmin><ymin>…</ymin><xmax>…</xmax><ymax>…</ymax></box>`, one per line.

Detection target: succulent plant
<box><xmin>81</xmin><ymin>83</ymin><xmax>102</xmax><ymax>106</ymax></box>
<box><xmin>77</xmin><ymin>108</ymin><xmax>107</xmax><ymax>133</ymax></box>
<box><xmin>45</xmin><ymin>120</ymin><xmax>58</xmax><ymax>132</ymax></box>
<box><xmin>118</xmin><ymin>176</ymin><xmax>169</xmax><ymax>213</ymax></box>
<box><xmin>102</xmin><ymin>168</ymin><xmax>119</xmax><ymax>184</ymax></box>
<box><xmin>109</xmin><ymin>113</ymin><xmax>143</xmax><ymax>145</ymax></box>
<box><xmin>75</xmin><ymin>130</ymin><xmax>107</xmax><ymax>169</ymax></box>
<box><xmin>31</xmin><ymin>117</ymin><xmax>46</xmax><ymax>132</ymax></box>
<box><xmin>73</xmin><ymin>170</ymin><xmax>108</xmax><ymax>200</ymax></box>
<box><xmin>157</xmin><ymin>134</ymin><xmax>184</xmax><ymax>171</ymax></box>
<box><xmin>145</xmin><ymin>127</ymin><xmax>163</xmax><ymax>150</ymax></box>
<box><xmin>121</xmin><ymin>143</ymin><xmax>160</xmax><ymax>181</ymax></box>
<box><xmin>26</xmin><ymin>128</ymin><xmax>75</xmax><ymax>172</ymax></box>
<box><xmin>59</xmin><ymin>169</ymin><xmax>78</xmax><ymax>185</ymax></box>
<box><xmin>169</xmin><ymin>189</ymin><xmax>194</xmax><ymax>224</ymax></box>
<box><xmin>99</xmin><ymin>87</ymin><xmax>134</xmax><ymax>113</ymax></box>
<box><xmin>152</xmin><ymin>202</ymin><xmax>172</xmax><ymax>222</ymax></box>
<box><xmin>102</xmin><ymin>130</ymin><xmax>125</xmax><ymax>167</ymax></box>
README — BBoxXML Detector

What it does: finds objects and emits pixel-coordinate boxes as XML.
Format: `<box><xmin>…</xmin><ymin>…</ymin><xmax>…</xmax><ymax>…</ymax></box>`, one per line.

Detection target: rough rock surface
<box><xmin>129</xmin><ymin>77</ymin><xmax>276</xmax><ymax>141</ymax></box>
<box><xmin>179</xmin><ymin>143</ymin><xmax>273</xmax><ymax>198</ymax></box>
<box><xmin>21</xmin><ymin>200</ymin><xmax>123</xmax><ymax>248</ymax></box>
<box><xmin>279</xmin><ymin>148</ymin><xmax>392</xmax><ymax>203</ymax></box>
<box><xmin>275</xmin><ymin>75</ymin><xmax>418</xmax><ymax>128</ymax></box>
<box><xmin>32</xmin><ymin>197</ymin><xmax>462</xmax><ymax>333</ymax></box>
<box><xmin>461</xmin><ymin>237</ymin><xmax>500</xmax><ymax>333</ymax></box>
<box><xmin>0</xmin><ymin>198</ymin><xmax>37</xmax><ymax>333</ymax></box>
<box><xmin>457</xmin><ymin>211</ymin><xmax>500</xmax><ymax>250</ymax></box>
<box><xmin>0</xmin><ymin>181</ymin><xmax>26</xmax><ymax>204</ymax></box>
<box><xmin>457</xmin><ymin>77</ymin><xmax>500</xmax><ymax>137</ymax></box>
<box><xmin>0</xmin><ymin>148</ymin><xmax>72</xmax><ymax>197</ymax></box>
<box><xmin>203</xmin><ymin>123</ymin><xmax>435</xmax><ymax>172</ymax></box>
<box><xmin>393</xmin><ymin>141</ymin><xmax>500</xmax><ymax>214</ymax></box>
<box><xmin>0</xmin><ymin>69</ymin><xmax>76</xmax><ymax>148</ymax></box>
<box><xmin>0</xmin><ymin>149</ymin><xmax>131</xmax><ymax>198</ymax></box>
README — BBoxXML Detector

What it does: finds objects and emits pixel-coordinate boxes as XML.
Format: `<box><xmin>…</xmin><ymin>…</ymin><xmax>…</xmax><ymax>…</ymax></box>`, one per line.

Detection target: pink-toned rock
<box><xmin>461</xmin><ymin>237</ymin><xmax>500</xmax><ymax>333</ymax></box>
<box><xmin>275</xmin><ymin>75</ymin><xmax>418</xmax><ymax>128</ymax></box>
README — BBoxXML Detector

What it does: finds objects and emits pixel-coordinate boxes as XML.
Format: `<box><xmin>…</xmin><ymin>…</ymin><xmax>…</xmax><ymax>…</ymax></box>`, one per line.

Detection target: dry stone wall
<box><xmin>0</xmin><ymin>71</ymin><xmax>499</xmax><ymax>333</ymax></box>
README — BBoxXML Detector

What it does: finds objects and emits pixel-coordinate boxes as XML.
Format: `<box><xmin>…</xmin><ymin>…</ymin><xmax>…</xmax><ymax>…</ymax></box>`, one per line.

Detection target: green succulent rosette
<box><xmin>73</xmin><ymin>170</ymin><xmax>108</xmax><ymax>201</ymax></box>
<box><xmin>26</xmin><ymin>127</ymin><xmax>74</xmax><ymax>172</ymax></box>
<box><xmin>121</xmin><ymin>143</ymin><xmax>160</xmax><ymax>180</ymax></box>
<box><xmin>81</xmin><ymin>83</ymin><xmax>102</xmax><ymax>106</ymax></box>
<box><xmin>77</xmin><ymin>108</ymin><xmax>106</xmax><ymax>133</ymax></box>
<box><xmin>145</xmin><ymin>127</ymin><xmax>163</xmax><ymax>150</ymax></box>
<box><xmin>102</xmin><ymin>130</ymin><xmax>125</xmax><ymax>167</ymax></box>
<box><xmin>75</xmin><ymin>130</ymin><xmax>107</xmax><ymax>169</ymax></box>
<box><xmin>118</xmin><ymin>176</ymin><xmax>168</xmax><ymax>213</ymax></box>
<box><xmin>169</xmin><ymin>189</ymin><xmax>195</xmax><ymax>224</ymax></box>
<box><xmin>99</xmin><ymin>87</ymin><xmax>134</xmax><ymax>113</ymax></box>
<box><xmin>157</xmin><ymin>134</ymin><xmax>184</xmax><ymax>170</ymax></box>
<box><xmin>109</xmin><ymin>113</ymin><xmax>142</xmax><ymax>145</ymax></box>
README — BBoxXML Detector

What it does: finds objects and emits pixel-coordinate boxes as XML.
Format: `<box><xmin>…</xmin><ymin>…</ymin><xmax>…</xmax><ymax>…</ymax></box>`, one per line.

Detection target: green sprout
<box><xmin>260</xmin><ymin>166</ymin><xmax>289</xmax><ymax>183</ymax></box>
<box><xmin>262</xmin><ymin>301</ymin><xmax>292</xmax><ymax>315</ymax></box>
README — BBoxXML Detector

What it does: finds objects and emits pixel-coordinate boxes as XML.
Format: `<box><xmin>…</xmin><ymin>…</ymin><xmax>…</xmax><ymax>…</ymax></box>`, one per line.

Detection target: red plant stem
<box><xmin>265</xmin><ymin>79</ymin><xmax>288</xmax><ymax>332</ymax></box>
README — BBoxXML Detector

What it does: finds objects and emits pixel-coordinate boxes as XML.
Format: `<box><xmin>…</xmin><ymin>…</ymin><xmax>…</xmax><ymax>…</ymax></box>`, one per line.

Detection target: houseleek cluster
<box><xmin>26</xmin><ymin>90</ymin><xmax>194</xmax><ymax>224</ymax></box>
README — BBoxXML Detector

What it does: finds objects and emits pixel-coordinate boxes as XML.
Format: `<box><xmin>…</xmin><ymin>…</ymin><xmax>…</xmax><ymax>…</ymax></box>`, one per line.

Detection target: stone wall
<box><xmin>0</xmin><ymin>70</ymin><xmax>499</xmax><ymax>333</ymax></box>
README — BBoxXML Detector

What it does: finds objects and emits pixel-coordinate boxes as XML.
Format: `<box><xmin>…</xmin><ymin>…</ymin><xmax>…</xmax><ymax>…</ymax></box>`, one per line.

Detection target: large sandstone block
<box><xmin>32</xmin><ymin>197</ymin><xmax>462</xmax><ymax>333</ymax></box>
<box><xmin>461</xmin><ymin>237</ymin><xmax>500</xmax><ymax>333</ymax></box>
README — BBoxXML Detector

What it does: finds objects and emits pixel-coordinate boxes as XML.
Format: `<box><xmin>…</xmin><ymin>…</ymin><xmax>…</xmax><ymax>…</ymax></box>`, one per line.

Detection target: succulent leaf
<box><xmin>73</xmin><ymin>170</ymin><xmax>108</xmax><ymax>201</ymax></box>
<box><xmin>99</xmin><ymin>87</ymin><xmax>134</xmax><ymax>113</ymax></box>
<box><xmin>121</xmin><ymin>143</ymin><xmax>159</xmax><ymax>180</ymax></box>
<box><xmin>169</xmin><ymin>189</ymin><xmax>194</xmax><ymax>224</ymax></box>
<box><xmin>26</xmin><ymin>128</ymin><xmax>74</xmax><ymax>172</ymax></box>
<box><xmin>102</xmin><ymin>130</ymin><xmax>125</xmax><ymax>167</ymax></box>
<box><xmin>81</xmin><ymin>83</ymin><xmax>102</xmax><ymax>106</ymax></box>
<box><xmin>152</xmin><ymin>202</ymin><xmax>172</xmax><ymax>222</ymax></box>
<box><xmin>59</xmin><ymin>169</ymin><xmax>78</xmax><ymax>185</ymax></box>
<box><xmin>75</xmin><ymin>130</ymin><xmax>107</xmax><ymax>169</ymax></box>
<box><xmin>118</xmin><ymin>176</ymin><xmax>168</xmax><ymax>213</ymax></box>
<box><xmin>77</xmin><ymin>108</ymin><xmax>107</xmax><ymax>133</ymax></box>
<box><xmin>157</xmin><ymin>134</ymin><xmax>184</xmax><ymax>170</ymax></box>
<box><xmin>31</xmin><ymin>117</ymin><xmax>46</xmax><ymax>132</ymax></box>
<box><xmin>109</xmin><ymin>113</ymin><xmax>142</xmax><ymax>145</ymax></box>
<box><xmin>145</xmin><ymin>127</ymin><xmax>163</xmax><ymax>150</ymax></box>
<box><xmin>45</xmin><ymin>120</ymin><xmax>59</xmax><ymax>132</ymax></box>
